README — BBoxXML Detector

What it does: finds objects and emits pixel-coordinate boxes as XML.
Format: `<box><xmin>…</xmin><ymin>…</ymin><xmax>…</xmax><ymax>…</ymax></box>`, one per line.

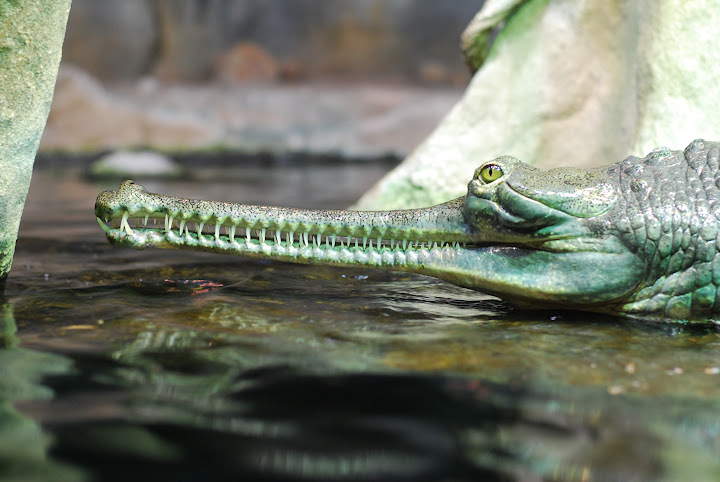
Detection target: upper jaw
<box><xmin>96</xmin><ymin>180</ymin><xmax>610</xmax><ymax>256</ymax></box>
<box><xmin>95</xmin><ymin>181</ymin><xmax>481</xmax><ymax>251</ymax></box>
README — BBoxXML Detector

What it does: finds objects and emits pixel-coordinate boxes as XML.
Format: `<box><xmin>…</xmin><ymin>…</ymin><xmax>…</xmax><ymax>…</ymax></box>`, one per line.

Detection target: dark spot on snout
<box><xmin>630</xmin><ymin>179</ymin><xmax>648</xmax><ymax>193</ymax></box>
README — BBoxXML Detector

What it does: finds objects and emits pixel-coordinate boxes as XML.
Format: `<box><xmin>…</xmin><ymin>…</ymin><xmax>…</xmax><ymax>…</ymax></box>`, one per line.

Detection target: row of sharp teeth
<box><xmin>115</xmin><ymin>213</ymin><xmax>466</xmax><ymax>251</ymax></box>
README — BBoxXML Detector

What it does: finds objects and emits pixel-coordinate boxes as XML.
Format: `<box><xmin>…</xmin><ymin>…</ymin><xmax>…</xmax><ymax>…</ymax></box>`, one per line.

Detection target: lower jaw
<box><xmin>105</xmin><ymin>228</ymin><xmax>466</xmax><ymax>270</ymax></box>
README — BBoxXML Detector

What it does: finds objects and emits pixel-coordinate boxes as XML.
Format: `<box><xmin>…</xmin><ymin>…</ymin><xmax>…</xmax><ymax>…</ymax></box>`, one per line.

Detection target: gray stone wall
<box><xmin>62</xmin><ymin>0</ymin><xmax>484</xmax><ymax>83</ymax></box>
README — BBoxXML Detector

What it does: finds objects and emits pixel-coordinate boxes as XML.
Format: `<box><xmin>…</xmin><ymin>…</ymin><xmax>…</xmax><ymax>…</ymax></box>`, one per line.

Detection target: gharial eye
<box><xmin>477</xmin><ymin>164</ymin><xmax>503</xmax><ymax>183</ymax></box>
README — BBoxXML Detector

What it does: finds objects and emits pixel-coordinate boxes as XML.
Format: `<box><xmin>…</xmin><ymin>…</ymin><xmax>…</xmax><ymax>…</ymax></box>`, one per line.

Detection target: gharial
<box><xmin>96</xmin><ymin>139</ymin><xmax>720</xmax><ymax>324</ymax></box>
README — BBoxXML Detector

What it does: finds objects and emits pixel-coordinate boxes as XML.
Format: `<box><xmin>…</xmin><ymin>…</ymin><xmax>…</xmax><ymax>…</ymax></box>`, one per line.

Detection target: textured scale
<box><xmin>612</xmin><ymin>140</ymin><xmax>720</xmax><ymax>320</ymax></box>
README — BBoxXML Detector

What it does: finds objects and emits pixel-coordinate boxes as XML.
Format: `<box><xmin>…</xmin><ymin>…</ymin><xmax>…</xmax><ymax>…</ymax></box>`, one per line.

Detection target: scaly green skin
<box><xmin>96</xmin><ymin>139</ymin><xmax>720</xmax><ymax>324</ymax></box>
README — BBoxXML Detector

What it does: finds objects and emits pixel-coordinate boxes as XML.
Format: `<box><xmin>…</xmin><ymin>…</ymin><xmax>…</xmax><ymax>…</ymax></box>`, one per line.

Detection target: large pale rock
<box><xmin>40</xmin><ymin>66</ymin><xmax>222</xmax><ymax>151</ymax></box>
<box><xmin>356</xmin><ymin>0</ymin><xmax>720</xmax><ymax>209</ymax></box>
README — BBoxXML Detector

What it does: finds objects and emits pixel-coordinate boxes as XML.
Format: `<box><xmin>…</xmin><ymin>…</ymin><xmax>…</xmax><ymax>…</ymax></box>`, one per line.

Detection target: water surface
<box><xmin>2</xmin><ymin>163</ymin><xmax>719</xmax><ymax>481</ymax></box>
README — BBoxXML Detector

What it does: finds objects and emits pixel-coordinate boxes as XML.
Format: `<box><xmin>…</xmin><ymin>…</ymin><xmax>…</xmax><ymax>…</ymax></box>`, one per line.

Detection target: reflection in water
<box><xmin>0</xmin><ymin>304</ymin><xmax>82</xmax><ymax>481</ymax></box>
<box><xmin>36</xmin><ymin>367</ymin><xmax>526</xmax><ymax>480</ymax></box>
<box><xmin>3</xmin><ymin>167</ymin><xmax>720</xmax><ymax>480</ymax></box>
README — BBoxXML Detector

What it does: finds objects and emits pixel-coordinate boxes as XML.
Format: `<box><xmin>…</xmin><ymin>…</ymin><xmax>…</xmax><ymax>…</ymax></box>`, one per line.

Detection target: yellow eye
<box><xmin>478</xmin><ymin>164</ymin><xmax>503</xmax><ymax>183</ymax></box>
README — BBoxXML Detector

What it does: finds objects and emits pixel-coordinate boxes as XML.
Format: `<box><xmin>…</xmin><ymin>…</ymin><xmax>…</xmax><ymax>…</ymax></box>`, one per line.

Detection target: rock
<box><xmin>355</xmin><ymin>0</ymin><xmax>720</xmax><ymax>209</ymax></box>
<box><xmin>89</xmin><ymin>150</ymin><xmax>184</xmax><ymax>179</ymax></box>
<box><xmin>39</xmin><ymin>67</ymin><xmax>462</xmax><ymax>158</ymax></box>
<box><xmin>40</xmin><ymin>66</ymin><xmax>222</xmax><ymax>151</ymax></box>
<box><xmin>0</xmin><ymin>0</ymin><xmax>71</xmax><ymax>287</ymax></box>
<box><xmin>213</xmin><ymin>42</ymin><xmax>279</xmax><ymax>85</ymax></box>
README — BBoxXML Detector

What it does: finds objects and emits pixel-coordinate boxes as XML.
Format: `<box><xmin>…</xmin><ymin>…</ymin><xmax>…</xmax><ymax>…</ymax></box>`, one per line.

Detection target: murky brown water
<box><xmin>1</xmin><ymin>163</ymin><xmax>719</xmax><ymax>481</ymax></box>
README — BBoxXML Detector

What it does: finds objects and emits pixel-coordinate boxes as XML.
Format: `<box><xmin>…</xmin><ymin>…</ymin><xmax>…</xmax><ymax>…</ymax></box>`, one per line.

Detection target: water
<box><xmin>2</xmin><ymin>162</ymin><xmax>719</xmax><ymax>481</ymax></box>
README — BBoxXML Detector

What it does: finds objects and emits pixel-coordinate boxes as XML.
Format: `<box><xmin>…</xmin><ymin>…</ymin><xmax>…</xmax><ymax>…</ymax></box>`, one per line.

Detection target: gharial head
<box><xmin>463</xmin><ymin>156</ymin><xmax>618</xmax><ymax>242</ymax></box>
<box><xmin>95</xmin><ymin>155</ymin><xmax>647</xmax><ymax>320</ymax></box>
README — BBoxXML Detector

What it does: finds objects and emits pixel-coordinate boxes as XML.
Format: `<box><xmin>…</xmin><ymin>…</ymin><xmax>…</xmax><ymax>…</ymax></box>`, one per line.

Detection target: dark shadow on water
<box><xmin>498</xmin><ymin>307</ymin><xmax>720</xmax><ymax>336</ymax></box>
<box><xmin>11</xmin><ymin>333</ymin><xmax>668</xmax><ymax>482</ymax></box>
<box><xmin>42</xmin><ymin>369</ymin><xmax>520</xmax><ymax>481</ymax></box>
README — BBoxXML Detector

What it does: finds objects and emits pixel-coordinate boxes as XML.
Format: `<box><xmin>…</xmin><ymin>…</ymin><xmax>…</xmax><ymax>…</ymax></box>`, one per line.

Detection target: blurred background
<box><xmin>41</xmin><ymin>0</ymin><xmax>484</xmax><ymax>159</ymax></box>
<box><xmin>9</xmin><ymin>4</ymin><xmax>720</xmax><ymax>480</ymax></box>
